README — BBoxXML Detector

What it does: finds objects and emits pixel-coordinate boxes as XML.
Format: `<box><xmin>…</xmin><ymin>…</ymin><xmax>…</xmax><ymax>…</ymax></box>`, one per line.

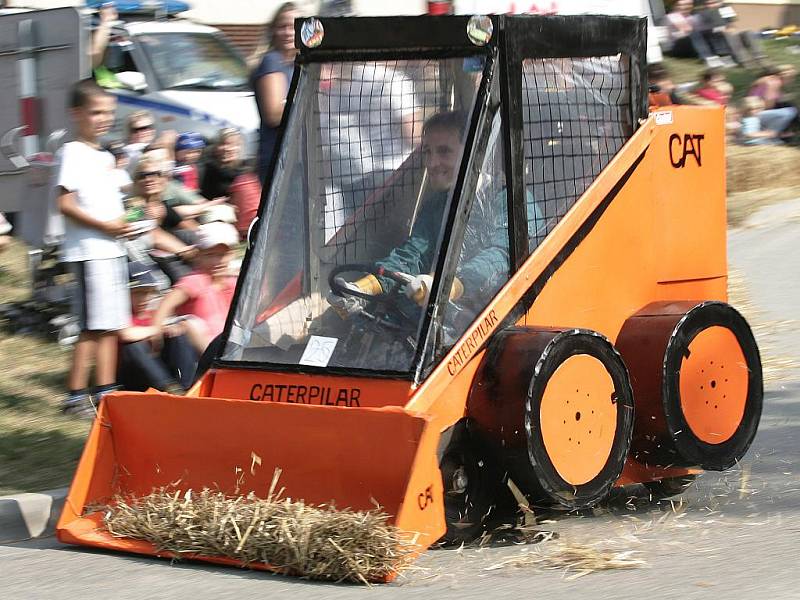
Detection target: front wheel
<box><xmin>439</xmin><ymin>420</ymin><xmax>516</xmax><ymax>545</ymax></box>
<box><xmin>643</xmin><ymin>475</ymin><xmax>697</xmax><ymax>500</ymax></box>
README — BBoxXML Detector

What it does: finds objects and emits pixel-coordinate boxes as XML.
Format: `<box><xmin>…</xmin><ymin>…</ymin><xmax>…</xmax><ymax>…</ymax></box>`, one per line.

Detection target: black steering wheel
<box><xmin>327</xmin><ymin>263</ymin><xmax>416</xmax><ymax>331</ymax></box>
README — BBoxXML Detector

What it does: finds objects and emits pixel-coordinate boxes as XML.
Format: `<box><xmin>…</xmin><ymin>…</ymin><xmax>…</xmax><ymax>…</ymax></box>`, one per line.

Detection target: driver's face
<box><xmin>422</xmin><ymin>126</ymin><xmax>461</xmax><ymax>192</ymax></box>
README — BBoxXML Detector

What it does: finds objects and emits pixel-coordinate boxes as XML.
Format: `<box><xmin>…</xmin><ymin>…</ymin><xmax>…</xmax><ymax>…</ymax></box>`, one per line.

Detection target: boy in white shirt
<box><xmin>58</xmin><ymin>79</ymin><xmax>134</xmax><ymax>417</ymax></box>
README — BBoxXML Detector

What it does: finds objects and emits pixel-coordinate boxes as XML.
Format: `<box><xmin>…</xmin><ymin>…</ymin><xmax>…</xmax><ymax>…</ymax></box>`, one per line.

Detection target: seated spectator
<box><xmin>696</xmin><ymin>0</ymin><xmax>765</xmax><ymax>68</ymax></box>
<box><xmin>117</xmin><ymin>262</ymin><xmax>198</xmax><ymax>393</ymax></box>
<box><xmin>739</xmin><ymin>96</ymin><xmax>797</xmax><ymax>145</ymax></box>
<box><xmin>695</xmin><ymin>68</ymin><xmax>733</xmax><ymax>104</ymax></box>
<box><xmin>126</xmin><ymin>158</ymin><xmax>198</xmax><ymax>284</ymax></box>
<box><xmin>229</xmin><ymin>172</ymin><xmax>262</xmax><ymax>240</ymax></box>
<box><xmin>200</xmin><ymin>128</ymin><xmax>247</xmax><ymax>201</ymax></box>
<box><xmin>648</xmin><ymin>63</ymin><xmax>703</xmax><ymax>107</ymax></box>
<box><xmin>663</xmin><ymin>0</ymin><xmax>720</xmax><ymax>67</ymax></box>
<box><xmin>173</xmin><ymin>132</ymin><xmax>205</xmax><ymax>192</ymax></box>
<box><xmin>151</xmin><ymin>222</ymin><xmax>240</xmax><ymax>354</ymax></box>
<box><xmin>142</xmin><ymin>145</ymin><xmax>233</xmax><ymax>227</ymax></box>
<box><xmin>749</xmin><ymin>65</ymin><xmax>798</xmax><ymax>114</ymax></box>
<box><xmin>123</xmin><ymin>110</ymin><xmax>157</xmax><ymax>170</ymax></box>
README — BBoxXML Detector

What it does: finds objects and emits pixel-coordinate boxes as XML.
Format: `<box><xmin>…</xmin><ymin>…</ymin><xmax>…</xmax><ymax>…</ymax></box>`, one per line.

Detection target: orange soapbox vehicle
<box><xmin>58</xmin><ymin>13</ymin><xmax>762</xmax><ymax>580</ymax></box>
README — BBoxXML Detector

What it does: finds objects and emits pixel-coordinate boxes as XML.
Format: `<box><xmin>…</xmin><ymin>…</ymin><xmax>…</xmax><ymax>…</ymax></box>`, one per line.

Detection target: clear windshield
<box><xmin>136</xmin><ymin>32</ymin><xmax>249</xmax><ymax>90</ymax></box>
<box><xmin>222</xmin><ymin>58</ymin><xmax>484</xmax><ymax>373</ymax></box>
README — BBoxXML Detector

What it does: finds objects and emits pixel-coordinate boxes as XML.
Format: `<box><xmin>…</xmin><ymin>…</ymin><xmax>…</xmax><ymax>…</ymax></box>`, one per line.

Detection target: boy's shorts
<box><xmin>70</xmin><ymin>257</ymin><xmax>130</xmax><ymax>332</ymax></box>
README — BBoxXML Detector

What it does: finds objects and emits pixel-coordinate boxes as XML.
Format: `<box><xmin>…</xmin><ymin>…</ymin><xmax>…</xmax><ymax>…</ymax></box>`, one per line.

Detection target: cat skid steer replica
<box><xmin>58</xmin><ymin>14</ymin><xmax>762</xmax><ymax>581</ymax></box>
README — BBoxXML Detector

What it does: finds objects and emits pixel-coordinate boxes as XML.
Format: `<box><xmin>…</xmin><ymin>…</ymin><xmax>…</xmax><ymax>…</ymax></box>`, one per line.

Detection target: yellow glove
<box><xmin>405</xmin><ymin>275</ymin><xmax>463</xmax><ymax>306</ymax></box>
<box><xmin>352</xmin><ymin>274</ymin><xmax>383</xmax><ymax>296</ymax></box>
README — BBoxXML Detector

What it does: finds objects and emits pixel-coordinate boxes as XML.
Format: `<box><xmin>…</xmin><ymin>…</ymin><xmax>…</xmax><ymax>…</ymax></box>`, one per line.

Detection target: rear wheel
<box><xmin>663</xmin><ymin>303</ymin><xmax>762</xmax><ymax>471</ymax></box>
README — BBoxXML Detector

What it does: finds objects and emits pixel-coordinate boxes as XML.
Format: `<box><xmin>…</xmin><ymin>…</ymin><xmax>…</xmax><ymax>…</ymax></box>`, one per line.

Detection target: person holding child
<box><xmin>57</xmin><ymin>79</ymin><xmax>133</xmax><ymax>417</ymax></box>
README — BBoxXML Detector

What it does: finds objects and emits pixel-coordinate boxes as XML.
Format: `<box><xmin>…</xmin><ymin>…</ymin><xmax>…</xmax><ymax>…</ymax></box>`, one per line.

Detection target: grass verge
<box><xmin>0</xmin><ymin>240</ymin><xmax>88</xmax><ymax>496</ymax></box>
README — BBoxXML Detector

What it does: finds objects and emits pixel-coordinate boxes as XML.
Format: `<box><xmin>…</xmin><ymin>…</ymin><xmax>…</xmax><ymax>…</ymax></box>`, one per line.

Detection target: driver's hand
<box><xmin>405</xmin><ymin>275</ymin><xmax>464</xmax><ymax>306</ymax></box>
<box><xmin>405</xmin><ymin>274</ymin><xmax>434</xmax><ymax>306</ymax></box>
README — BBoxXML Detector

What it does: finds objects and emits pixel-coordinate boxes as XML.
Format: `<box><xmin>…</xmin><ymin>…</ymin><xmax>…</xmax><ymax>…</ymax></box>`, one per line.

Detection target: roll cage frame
<box><xmin>215</xmin><ymin>14</ymin><xmax>648</xmax><ymax>383</ymax></box>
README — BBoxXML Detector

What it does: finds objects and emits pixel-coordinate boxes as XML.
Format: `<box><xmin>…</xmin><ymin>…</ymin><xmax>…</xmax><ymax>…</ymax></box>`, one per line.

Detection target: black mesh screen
<box><xmin>313</xmin><ymin>59</ymin><xmax>458</xmax><ymax>264</ymax></box>
<box><xmin>522</xmin><ymin>55</ymin><xmax>632</xmax><ymax>251</ymax></box>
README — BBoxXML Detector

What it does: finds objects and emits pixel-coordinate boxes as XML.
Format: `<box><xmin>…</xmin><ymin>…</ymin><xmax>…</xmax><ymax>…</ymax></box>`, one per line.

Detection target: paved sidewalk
<box><xmin>0</xmin><ymin>488</ymin><xmax>68</xmax><ymax>543</ymax></box>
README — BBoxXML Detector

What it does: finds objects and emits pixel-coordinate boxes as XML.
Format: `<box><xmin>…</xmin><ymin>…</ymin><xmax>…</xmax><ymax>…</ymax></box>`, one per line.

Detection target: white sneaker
<box><xmin>705</xmin><ymin>56</ymin><xmax>724</xmax><ymax>68</ymax></box>
<box><xmin>62</xmin><ymin>395</ymin><xmax>97</xmax><ymax>419</ymax></box>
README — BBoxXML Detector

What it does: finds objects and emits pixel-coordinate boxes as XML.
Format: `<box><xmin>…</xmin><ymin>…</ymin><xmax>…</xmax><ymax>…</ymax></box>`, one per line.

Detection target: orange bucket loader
<box><xmin>58</xmin><ymin>14</ymin><xmax>762</xmax><ymax>581</ymax></box>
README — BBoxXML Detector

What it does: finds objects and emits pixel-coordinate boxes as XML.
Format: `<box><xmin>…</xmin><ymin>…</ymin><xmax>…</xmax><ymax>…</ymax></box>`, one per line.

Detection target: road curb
<box><xmin>0</xmin><ymin>488</ymin><xmax>68</xmax><ymax>543</ymax></box>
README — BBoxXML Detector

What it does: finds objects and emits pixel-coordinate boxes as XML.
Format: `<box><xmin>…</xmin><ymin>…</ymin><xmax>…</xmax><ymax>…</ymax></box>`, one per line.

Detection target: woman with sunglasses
<box><xmin>125</xmin><ymin>158</ymin><xmax>197</xmax><ymax>285</ymax></box>
<box><xmin>123</xmin><ymin>110</ymin><xmax>157</xmax><ymax>171</ymax></box>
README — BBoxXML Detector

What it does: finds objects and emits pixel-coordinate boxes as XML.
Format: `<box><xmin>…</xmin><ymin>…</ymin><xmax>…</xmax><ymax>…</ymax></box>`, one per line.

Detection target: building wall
<box><xmin>728</xmin><ymin>1</ymin><xmax>800</xmax><ymax>29</ymax></box>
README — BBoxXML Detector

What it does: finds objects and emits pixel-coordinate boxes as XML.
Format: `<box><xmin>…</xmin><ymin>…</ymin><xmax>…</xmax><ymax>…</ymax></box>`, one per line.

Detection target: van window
<box><xmin>136</xmin><ymin>32</ymin><xmax>249</xmax><ymax>91</ymax></box>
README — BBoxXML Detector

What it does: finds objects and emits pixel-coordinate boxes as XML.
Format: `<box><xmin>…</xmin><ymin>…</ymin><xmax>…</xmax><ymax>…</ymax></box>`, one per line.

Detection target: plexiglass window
<box><xmin>223</xmin><ymin>58</ymin><xmax>484</xmax><ymax>373</ymax></box>
<box><xmin>439</xmin><ymin>110</ymin><xmax>510</xmax><ymax>351</ymax></box>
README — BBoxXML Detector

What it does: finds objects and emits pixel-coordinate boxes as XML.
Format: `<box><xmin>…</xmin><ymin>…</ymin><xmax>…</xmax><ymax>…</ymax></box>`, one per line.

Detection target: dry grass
<box><xmin>484</xmin><ymin>541</ymin><xmax>647</xmax><ymax>579</ymax></box>
<box><xmin>0</xmin><ymin>239</ymin><xmax>87</xmax><ymax>495</ymax></box>
<box><xmin>99</xmin><ymin>474</ymin><xmax>416</xmax><ymax>584</ymax></box>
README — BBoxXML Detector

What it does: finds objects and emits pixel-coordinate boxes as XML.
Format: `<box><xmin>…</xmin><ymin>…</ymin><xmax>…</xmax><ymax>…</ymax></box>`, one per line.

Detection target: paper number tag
<box><xmin>299</xmin><ymin>335</ymin><xmax>339</xmax><ymax>367</ymax></box>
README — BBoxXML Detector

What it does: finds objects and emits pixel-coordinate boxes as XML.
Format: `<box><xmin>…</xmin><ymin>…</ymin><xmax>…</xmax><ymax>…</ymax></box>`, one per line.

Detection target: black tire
<box><xmin>439</xmin><ymin>420</ymin><xmax>516</xmax><ymax>545</ymax></box>
<box><xmin>523</xmin><ymin>331</ymin><xmax>635</xmax><ymax>509</ymax></box>
<box><xmin>663</xmin><ymin>302</ymin><xmax>762</xmax><ymax>471</ymax></box>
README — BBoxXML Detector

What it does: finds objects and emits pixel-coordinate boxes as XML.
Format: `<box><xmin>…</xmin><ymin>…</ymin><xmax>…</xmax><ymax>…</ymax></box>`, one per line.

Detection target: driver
<box><xmin>328</xmin><ymin>110</ymin><xmax>510</xmax><ymax>315</ymax></box>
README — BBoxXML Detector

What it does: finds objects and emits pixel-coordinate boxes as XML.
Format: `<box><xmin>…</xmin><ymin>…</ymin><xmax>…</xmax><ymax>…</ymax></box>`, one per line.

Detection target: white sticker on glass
<box><xmin>298</xmin><ymin>335</ymin><xmax>339</xmax><ymax>368</ymax></box>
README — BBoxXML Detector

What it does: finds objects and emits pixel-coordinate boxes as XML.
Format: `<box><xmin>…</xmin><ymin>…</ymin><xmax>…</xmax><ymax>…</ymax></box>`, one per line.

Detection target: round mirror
<box><xmin>301</xmin><ymin>18</ymin><xmax>325</xmax><ymax>48</ymax></box>
<box><xmin>467</xmin><ymin>15</ymin><xmax>493</xmax><ymax>46</ymax></box>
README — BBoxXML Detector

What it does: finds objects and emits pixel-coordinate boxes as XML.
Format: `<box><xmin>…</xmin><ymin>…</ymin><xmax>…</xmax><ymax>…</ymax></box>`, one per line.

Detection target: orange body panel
<box><xmin>59</xmin><ymin>106</ymin><xmax>730</xmax><ymax>575</ymax></box>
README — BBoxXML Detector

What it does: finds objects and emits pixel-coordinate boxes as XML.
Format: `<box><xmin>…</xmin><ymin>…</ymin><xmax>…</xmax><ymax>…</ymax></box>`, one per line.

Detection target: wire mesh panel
<box><xmin>315</xmin><ymin>59</ymin><xmax>463</xmax><ymax>262</ymax></box>
<box><xmin>522</xmin><ymin>55</ymin><xmax>632</xmax><ymax>251</ymax></box>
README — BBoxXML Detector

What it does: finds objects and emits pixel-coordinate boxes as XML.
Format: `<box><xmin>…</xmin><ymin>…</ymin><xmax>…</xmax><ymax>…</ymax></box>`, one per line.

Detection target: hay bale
<box><xmin>727</xmin><ymin>145</ymin><xmax>800</xmax><ymax>195</ymax></box>
<box><xmin>100</xmin><ymin>486</ymin><xmax>416</xmax><ymax>583</ymax></box>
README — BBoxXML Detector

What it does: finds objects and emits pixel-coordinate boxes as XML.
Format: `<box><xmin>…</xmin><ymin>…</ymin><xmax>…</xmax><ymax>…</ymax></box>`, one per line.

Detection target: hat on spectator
<box><xmin>196</xmin><ymin>222</ymin><xmax>239</xmax><ymax>250</ymax></box>
<box><xmin>175</xmin><ymin>132</ymin><xmax>206</xmax><ymax>152</ymax></box>
<box><xmin>128</xmin><ymin>261</ymin><xmax>160</xmax><ymax>290</ymax></box>
<box><xmin>198</xmin><ymin>203</ymin><xmax>237</xmax><ymax>225</ymax></box>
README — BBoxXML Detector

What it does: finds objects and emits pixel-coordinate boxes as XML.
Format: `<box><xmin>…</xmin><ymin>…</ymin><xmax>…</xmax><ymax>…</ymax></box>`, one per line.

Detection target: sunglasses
<box><xmin>136</xmin><ymin>170</ymin><xmax>164</xmax><ymax>180</ymax></box>
<box><xmin>131</xmin><ymin>123</ymin><xmax>155</xmax><ymax>132</ymax></box>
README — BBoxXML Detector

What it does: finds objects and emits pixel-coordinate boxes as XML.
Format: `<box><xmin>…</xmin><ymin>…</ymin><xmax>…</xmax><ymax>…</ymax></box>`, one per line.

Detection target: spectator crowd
<box><xmin>651</xmin><ymin>0</ymin><xmax>798</xmax><ymax>146</ymax></box>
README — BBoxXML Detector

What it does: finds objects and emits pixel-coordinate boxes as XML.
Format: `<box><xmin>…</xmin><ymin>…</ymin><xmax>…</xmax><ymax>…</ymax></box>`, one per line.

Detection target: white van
<box><xmin>99</xmin><ymin>17</ymin><xmax>259</xmax><ymax>154</ymax></box>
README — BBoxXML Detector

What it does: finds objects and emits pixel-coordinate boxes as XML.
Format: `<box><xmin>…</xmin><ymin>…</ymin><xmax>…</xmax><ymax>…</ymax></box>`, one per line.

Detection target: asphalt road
<box><xmin>2</xmin><ymin>201</ymin><xmax>799</xmax><ymax>599</ymax></box>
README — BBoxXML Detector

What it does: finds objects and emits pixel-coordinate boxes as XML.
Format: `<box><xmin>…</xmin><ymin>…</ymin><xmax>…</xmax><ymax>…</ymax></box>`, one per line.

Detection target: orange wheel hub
<box><xmin>539</xmin><ymin>355</ymin><xmax>618</xmax><ymax>485</ymax></box>
<box><xmin>679</xmin><ymin>326</ymin><xmax>748</xmax><ymax>444</ymax></box>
